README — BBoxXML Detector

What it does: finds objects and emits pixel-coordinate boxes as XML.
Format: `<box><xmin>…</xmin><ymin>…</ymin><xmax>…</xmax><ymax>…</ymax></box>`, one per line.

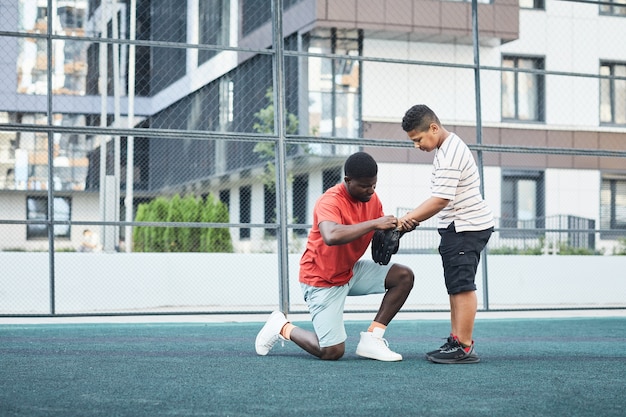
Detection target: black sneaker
<box><xmin>425</xmin><ymin>335</ymin><xmax>454</xmax><ymax>359</ymax></box>
<box><xmin>428</xmin><ymin>339</ymin><xmax>480</xmax><ymax>364</ymax></box>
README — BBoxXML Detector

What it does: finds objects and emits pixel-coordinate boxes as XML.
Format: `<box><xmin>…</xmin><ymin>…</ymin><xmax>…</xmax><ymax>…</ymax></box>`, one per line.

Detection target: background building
<box><xmin>0</xmin><ymin>0</ymin><xmax>624</xmax><ymax>255</ymax></box>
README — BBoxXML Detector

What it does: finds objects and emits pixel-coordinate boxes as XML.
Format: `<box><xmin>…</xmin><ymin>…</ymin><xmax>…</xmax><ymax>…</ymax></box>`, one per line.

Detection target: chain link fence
<box><xmin>0</xmin><ymin>0</ymin><xmax>625</xmax><ymax>316</ymax></box>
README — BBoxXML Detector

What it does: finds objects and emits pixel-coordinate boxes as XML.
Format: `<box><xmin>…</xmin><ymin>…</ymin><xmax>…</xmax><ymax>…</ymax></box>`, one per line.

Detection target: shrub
<box><xmin>133</xmin><ymin>194</ymin><xmax>232</xmax><ymax>253</ymax></box>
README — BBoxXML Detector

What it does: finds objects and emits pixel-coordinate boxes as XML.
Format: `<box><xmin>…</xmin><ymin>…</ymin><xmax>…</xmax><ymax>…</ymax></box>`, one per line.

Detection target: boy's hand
<box><xmin>398</xmin><ymin>216</ymin><xmax>419</xmax><ymax>232</ymax></box>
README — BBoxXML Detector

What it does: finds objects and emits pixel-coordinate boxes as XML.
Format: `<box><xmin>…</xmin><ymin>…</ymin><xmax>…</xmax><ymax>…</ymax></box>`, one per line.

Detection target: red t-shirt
<box><xmin>299</xmin><ymin>183</ymin><xmax>384</xmax><ymax>287</ymax></box>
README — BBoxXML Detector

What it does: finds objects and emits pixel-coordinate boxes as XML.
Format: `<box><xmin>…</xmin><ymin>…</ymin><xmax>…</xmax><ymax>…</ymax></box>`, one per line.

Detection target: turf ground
<box><xmin>1</xmin><ymin>314</ymin><xmax>625</xmax><ymax>416</ymax></box>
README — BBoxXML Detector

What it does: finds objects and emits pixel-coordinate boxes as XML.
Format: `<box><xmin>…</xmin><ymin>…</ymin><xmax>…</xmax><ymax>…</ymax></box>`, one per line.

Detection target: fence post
<box><xmin>272</xmin><ymin>0</ymin><xmax>290</xmax><ymax>314</ymax></box>
<box><xmin>472</xmin><ymin>0</ymin><xmax>489</xmax><ymax>310</ymax></box>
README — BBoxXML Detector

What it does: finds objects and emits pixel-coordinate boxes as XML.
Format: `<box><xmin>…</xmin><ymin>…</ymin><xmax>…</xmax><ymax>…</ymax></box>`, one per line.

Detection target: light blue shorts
<box><xmin>300</xmin><ymin>259</ymin><xmax>393</xmax><ymax>348</ymax></box>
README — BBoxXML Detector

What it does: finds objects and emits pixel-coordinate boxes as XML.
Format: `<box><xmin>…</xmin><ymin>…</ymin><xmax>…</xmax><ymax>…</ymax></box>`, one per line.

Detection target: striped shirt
<box><xmin>432</xmin><ymin>133</ymin><xmax>495</xmax><ymax>232</ymax></box>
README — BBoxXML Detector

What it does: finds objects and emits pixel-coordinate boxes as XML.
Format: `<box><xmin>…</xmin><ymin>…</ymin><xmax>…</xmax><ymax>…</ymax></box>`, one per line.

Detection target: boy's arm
<box><xmin>398</xmin><ymin>196</ymin><xmax>449</xmax><ymax>231</ymax></box>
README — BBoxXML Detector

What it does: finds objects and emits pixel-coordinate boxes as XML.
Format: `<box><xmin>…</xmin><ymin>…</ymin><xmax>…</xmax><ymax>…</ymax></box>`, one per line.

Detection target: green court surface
<box><xmin>1</xmin><ymin>316</ymin><xmax>625</xmax><ymax>416</ymax></box>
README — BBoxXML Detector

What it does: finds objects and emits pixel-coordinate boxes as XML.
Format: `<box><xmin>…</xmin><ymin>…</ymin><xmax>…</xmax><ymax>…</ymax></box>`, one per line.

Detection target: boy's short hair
<box><xmin>344</xmin><ymin>152</ymin><xmax>378</xmax><ymax>179</ymax></box>
<box><xmin>402</xmin><ymin>104</ymin><xmax>441</xmax><ymax>132</ymax></box>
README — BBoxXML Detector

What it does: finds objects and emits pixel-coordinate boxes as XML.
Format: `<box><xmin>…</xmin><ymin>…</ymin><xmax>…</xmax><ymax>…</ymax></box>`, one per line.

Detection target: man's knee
<box><xmin>320</xmin><ymin>344</ymin><xmax>345</xmax><ymax>361</ymax></box>
<box><xmin>387</xmin><ymin>264</ymin><xmax>414</xmax><ymax>291</ymax></box>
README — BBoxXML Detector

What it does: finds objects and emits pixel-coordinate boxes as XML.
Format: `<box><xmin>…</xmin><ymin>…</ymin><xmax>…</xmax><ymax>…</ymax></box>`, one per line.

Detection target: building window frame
<box><xmin>322</xmin><ymin>167</ymin><xmax>341</xmax><ymax>193</ymax></box>
<box><xmin>501</xmin><ymin>55</ymin><xmax>545</xmax><ymax>123</ymax></box>
<box><xmin>600</xmin><ymin>176</ymin><xmax>626</xmax><ymax>239</ymax></box>
<box><xmin>304</xmin><ymin>28</ymin><xmax>363</xmax><ymax>150</ymax></box>
<box><xmin>600</xmin><ymin>61</ymin><xmax>626</xmax><ymax>125</ymax></box>
<box><xmin>264</xmin><ymin>184</ymin><xmax>277</xmax><ymax>237</ymax></box>
<box><xmin>292</xmin><ymin>174</ymin><xmax>308</xmax><ymax>237</ymax></box>
<box><xmin>519</xmin><ymin>0</ymin><xmax>544</xmax><ymax>9</ymax></box>
<box><xmin>239</xmin><ymin>185</ymin><xmax>251</xmax><ymax>239</ymax></box>
<box><xmin>26</xmin><ymin>196</ymin><xmax>72</xmax><ymax>240</ymax></box>
<box><xmin>600</xmin><ymin>0</ymin><xmax>626</xmax><ymax>17</ymax></box>
<box><xmin>500</xmin><ymin>170</ymin><xmax>545</xmax><ymax>238</ymax></box>
<box><xmin>198</xmin><ymin>0</ymin><xmax>230</xmax><ymax>64</ymax></box>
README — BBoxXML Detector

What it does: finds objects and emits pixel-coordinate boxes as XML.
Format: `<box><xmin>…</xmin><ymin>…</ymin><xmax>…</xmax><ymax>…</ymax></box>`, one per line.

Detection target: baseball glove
<box><xmin>371</xmin><ymin>229</ymin><xmax>401</xmax><ymax>265</ymax></box>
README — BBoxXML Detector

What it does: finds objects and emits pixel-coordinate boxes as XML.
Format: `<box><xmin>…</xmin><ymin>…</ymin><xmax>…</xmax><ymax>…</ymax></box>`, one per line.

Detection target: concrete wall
<box><xmin>1</xmin><ymin>252</ymin><xmax>624</xmax><ymax>315</ymax></box>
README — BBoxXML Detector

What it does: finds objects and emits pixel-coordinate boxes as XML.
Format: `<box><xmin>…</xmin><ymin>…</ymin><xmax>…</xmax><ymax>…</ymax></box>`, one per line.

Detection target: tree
<box><xmin>253</xmin><ymin>87</ymin><xmax>303</xmax><ymax>192</ymax></box>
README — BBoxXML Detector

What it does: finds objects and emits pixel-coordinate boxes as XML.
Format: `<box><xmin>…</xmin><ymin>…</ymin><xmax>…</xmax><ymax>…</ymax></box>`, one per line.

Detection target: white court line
<box><xmin>1</xmin><ymin>309</ymin><xmax>625</xmax><ymax>325</ymax></box>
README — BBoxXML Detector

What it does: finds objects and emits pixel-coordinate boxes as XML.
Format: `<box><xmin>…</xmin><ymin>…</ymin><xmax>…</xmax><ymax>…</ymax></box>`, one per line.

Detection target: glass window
<box><xmin>27</xmin><ymin>196</ymin><xmax>71</xmax><ymax>239</ymax></box>
<box><xmin>151</xmin><ymin>1</ymin><xmax>187</xmax><ymax>94</ymax></box>
<box><xmin>600</xmin><ymin>177</ymin><xmax>626</xmax><ymax>237</ymax></box>
<box><xmin>241</xmin><ymin>0</ymin><xmax>271</xmax><ymax>36</ymax></box>
<box><xmin>264</xmin><ymin>184</ymin><xmax>276</xmax><ymax>237</ymax></box>
<box><xmin>239</xmin><ymin>185</ymin><xmax>251</xmax><ymax>239</ymax></box>
<box><xmin>502</xmin><ymin>56</ymin><xmax>545</xmax><ymax>122</ymax></box>
<box><xmin>519</xmin><ymin>0</ymin><xmax>544</xmax><ymax>9</ymax></box>
<box><xmin>198</xmin><ymin>0</ymin><xmax>230</xmax><ymax>64</ymax></box>
<box><xmin>17</xmin><ymin>0</ymin><xmax>89</xmax><ymax>95</ymax></box>
<box><xmin>305</xmin><ymin>29</ymin><xmax>362</xmax><ymax>153</ymax></box>
<box><xmin>219</xmin><ymin>78</ymin><xmax>234</xmax><ymax>130</ymax></box>
<box><xmin>600</xmin><ymin>62</ymin><xmax>626</xmax><ymax>125</ymax></box>
<box><xmin>600</xmin><ymin>0</ymin><xmax>626</xmax><ymax>17</ymax></box>
<box><xmin>322</xmin><ymin>167</ymin><xmax>341</xmax><ymax>192</ymax></box>
<box><xmin>292</xmin><ymin>174</ymin><xmax>308</xmax><ymax>236</ymax></box>
<box><xmin>218</xmin><ymin>189</ymin><xmax>230</xmax><ymax>209</ymax></box>
<box><xmin>5</xmin><ymin>113</ymin><xmax>92</xmax><ymax>192</ymax></box>
<box><xmin>500</xmin><ymin>171</ymin><xmax>545</xmax><ymax>237</ymax></box>
<box><xmin>241</xmin><ymin>0</ymin><xmax>304</xmax><ymax>36</ymax></box>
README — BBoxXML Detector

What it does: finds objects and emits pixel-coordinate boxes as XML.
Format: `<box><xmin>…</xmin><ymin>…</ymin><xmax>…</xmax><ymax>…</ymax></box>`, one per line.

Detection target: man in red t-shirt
<box><xmin>255</xmin><ymin>152</ymin><xmax>417</xmax><ymax>361</ymax></box>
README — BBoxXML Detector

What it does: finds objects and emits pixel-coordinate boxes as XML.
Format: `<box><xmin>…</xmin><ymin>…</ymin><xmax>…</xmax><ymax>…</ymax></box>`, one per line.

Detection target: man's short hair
<box><xmin>344</xmin><ymin>152</ymin><xmax>378</xmax><ymax>179</ymax></box>
<box><xmin>402</xmin><ymin>104</ymin><xmax>441</xmax><ymax>132</ymax></box>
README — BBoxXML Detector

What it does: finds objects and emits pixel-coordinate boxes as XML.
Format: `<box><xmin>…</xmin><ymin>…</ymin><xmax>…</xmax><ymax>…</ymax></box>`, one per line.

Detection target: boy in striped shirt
<box><xmin>398</xmin><ymin>104</ymin><xmax>494</xmax><ymax>364</ymax></box>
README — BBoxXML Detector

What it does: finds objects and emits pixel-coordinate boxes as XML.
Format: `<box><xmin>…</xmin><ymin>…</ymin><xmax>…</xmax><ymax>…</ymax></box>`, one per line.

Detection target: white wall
<box><xmin>545</xmin><ymin>169</ymin><xmax>600</xmax><ymax>220</ymax></box>
<box><xmin>1</xmin><ymin>252</ymin><xmax>623</xmax><ymax>315</ymax></box>
<box><xmin>375</xmin><ymin>163</ymin><xmax>433</xmax><ymax>217</ymax></box>
<box><xmin>362</xmin><ymin>39</ymin><xmax>477</xmax><ymax>124</ymax></box>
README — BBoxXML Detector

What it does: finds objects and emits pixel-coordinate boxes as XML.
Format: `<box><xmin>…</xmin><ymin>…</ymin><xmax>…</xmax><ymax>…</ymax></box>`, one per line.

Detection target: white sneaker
<box><xmin>255</xmin><ymin>311</ymin><xmax>288</xmax><ymax>356</ymax></box>
<box><xmin>355</xmin><ymin>327</ymin><xmax>402</xmax><ymax>362</ymax></box>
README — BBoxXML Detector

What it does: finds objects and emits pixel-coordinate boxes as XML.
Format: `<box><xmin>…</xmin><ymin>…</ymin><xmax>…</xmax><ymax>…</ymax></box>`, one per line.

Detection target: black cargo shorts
<box><xmin>438</xmin><ymin>222</ymin><xmax>493</xmax><ymax>295</ymax></box>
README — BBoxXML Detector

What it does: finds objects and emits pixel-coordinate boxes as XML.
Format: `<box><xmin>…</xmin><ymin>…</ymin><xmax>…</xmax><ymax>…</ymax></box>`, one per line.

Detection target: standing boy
<box><xmin>398</xmin><ymin>104</ymin><xmax>494</xmax><ymax>364</ymax></box>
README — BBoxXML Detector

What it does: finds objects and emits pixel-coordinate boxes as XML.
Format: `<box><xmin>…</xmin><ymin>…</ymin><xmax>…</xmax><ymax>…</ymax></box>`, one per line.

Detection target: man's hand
<box><xmin>376</xmin><ymin>215</ymin><xmax>400</xmax><ymax>231</ymax></box>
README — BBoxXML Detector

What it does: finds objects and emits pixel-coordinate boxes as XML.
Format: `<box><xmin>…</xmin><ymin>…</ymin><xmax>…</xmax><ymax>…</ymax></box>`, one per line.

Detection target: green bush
<box><xmin>201</xmin><ymin>194</ymin><xmax>233</xmax><ymax>252</ymax></box>
<box><xmin>488</xmin><ymin>245</ymin><xmax>543</xmax><ymax>255</ymax></box>
<box><xmin>557</xmin><ymin>243</ymin><xmax>602</xmax><ymax>256</ymax></box>
<box><xmin>133</xmin><ymin>194</ymin><xmax>233</xmax><ymax>253</ymax></box>
<box><xmin>488</xmin><ymin>240</ymin><xmax>602</xmax><ymax>255</ymax></box>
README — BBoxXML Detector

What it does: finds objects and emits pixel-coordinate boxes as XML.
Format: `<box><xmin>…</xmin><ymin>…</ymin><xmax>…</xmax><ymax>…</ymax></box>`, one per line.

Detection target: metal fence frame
<box><xmin>0</xmin><ymin>0</ymin><xmax>625</xmax><ymax>317</ymax></box>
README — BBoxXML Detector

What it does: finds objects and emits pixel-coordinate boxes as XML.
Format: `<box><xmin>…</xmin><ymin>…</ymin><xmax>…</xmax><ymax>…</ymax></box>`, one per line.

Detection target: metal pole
<box><xmin>112</xmin><ymin>1</ymin><xmax>121</xmax><ymax>252</ymax></box>
<box><xmin>271</xmin><ymin>0</ymin><xmax>290</xmax><ymax>314</ymax></box>
<box><xmin>125</xmin><ymin>0</ymin><xmax>136</xmax><ymax>252</ymax></box>
<box><xmin>47</xmin><ymin>0</ymin><xmax>56</xmax><ymax>315</ymax></box>
<box><xmin>330</xmin><ymin>28</ymin><xmax>337</xmax><ymax>139</ymax></box>
<box><xmin>472</xmin><ymin>0</ymin><xmax>489</xmax><ymax>310</ymax></box>
<box><xmin>99</xmin><ymin>0</ymin><xmax>109</xmax><ymax>250</ymax></box>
